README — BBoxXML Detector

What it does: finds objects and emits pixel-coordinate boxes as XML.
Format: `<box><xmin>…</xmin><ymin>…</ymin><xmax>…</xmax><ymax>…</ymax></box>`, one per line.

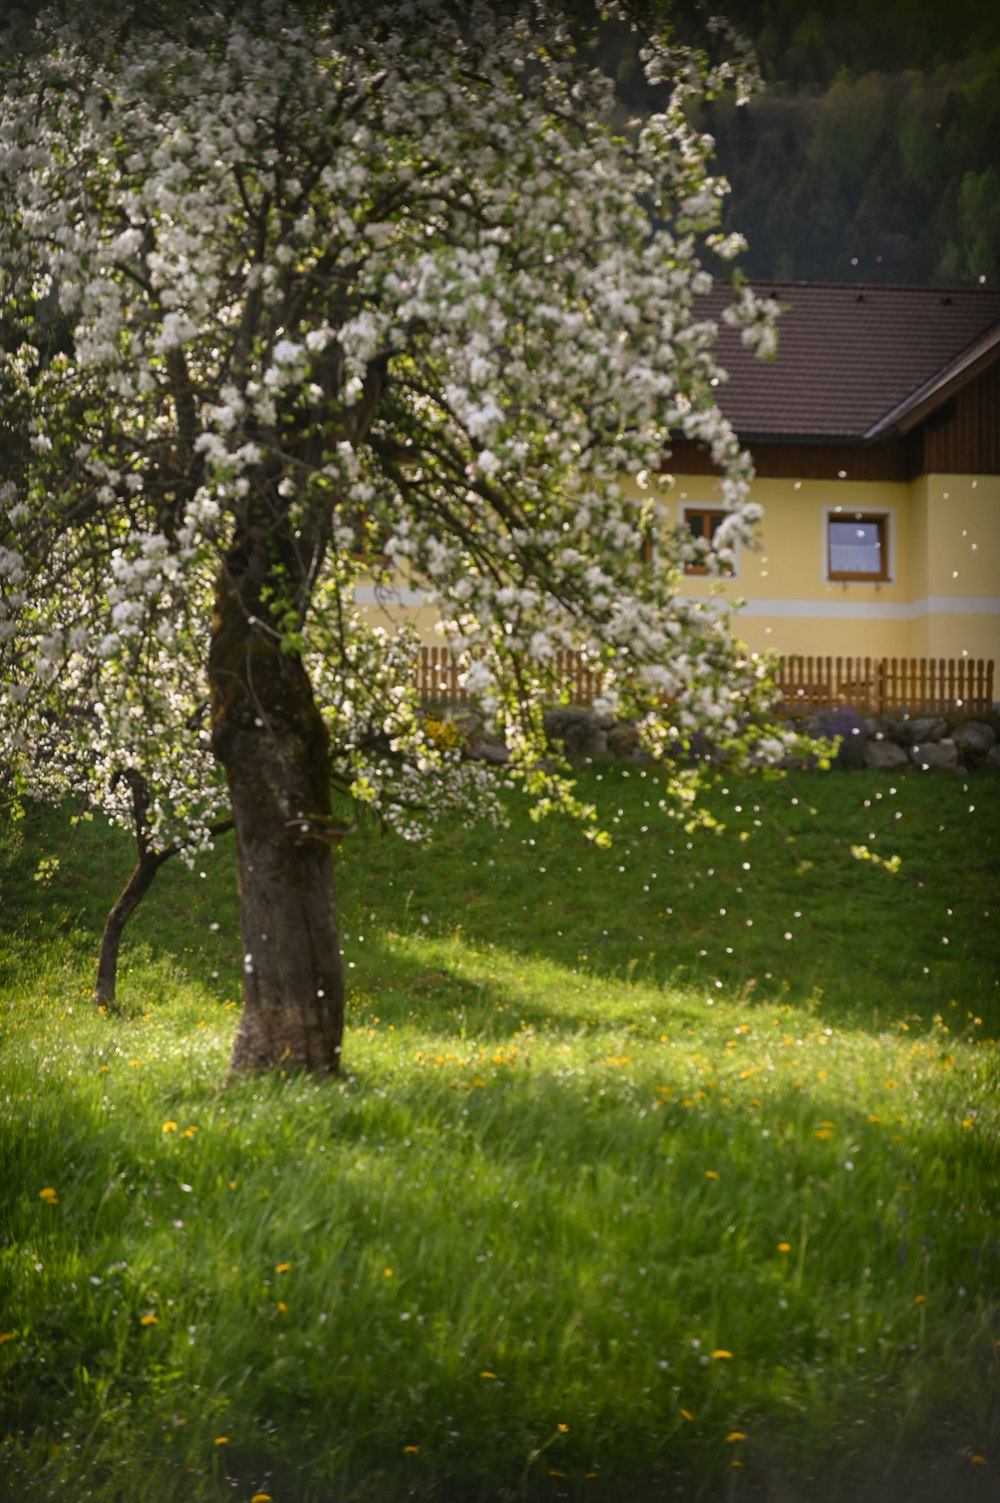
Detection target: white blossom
<box><xmin>0</xmin><ymin>0</ymin><xmax>781</xmax><ymax>884</ymax></box>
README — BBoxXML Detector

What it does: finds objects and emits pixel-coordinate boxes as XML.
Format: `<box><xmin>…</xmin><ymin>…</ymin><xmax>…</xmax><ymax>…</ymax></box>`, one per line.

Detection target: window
<box><xmin>682</xmin><ymin>507</ymin><xmax>732</xmax><ymax>575</ymax></box>
<box><xmin>827</xmin><ymin>512</ymin><xmax>888</xmax><ymax>582</ymax></box>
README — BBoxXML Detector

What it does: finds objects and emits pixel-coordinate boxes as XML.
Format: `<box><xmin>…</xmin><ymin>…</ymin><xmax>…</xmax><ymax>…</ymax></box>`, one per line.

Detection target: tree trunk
<box><xmin>93</xmin><ymin>850</ymin><xmax>169</xmax><ymax>1008</ymax></box>
<box><xmin>209</xmin><ymin>548</ymin><xmax>346</xmax><ymax>1075</ymax></box>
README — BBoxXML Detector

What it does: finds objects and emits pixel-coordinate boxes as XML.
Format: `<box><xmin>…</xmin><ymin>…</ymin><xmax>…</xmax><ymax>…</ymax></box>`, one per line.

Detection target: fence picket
<box><xmin>412</xmin><ymin>648</ymin><xmax>994</xmax><ymax>716</ymax></box>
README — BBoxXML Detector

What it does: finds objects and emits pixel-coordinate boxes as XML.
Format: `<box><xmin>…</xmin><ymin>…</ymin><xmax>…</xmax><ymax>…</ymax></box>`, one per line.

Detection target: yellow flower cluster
<box><xmin>421</xmin><ymin>715</ymin><xmax>464</xmax><ymax>752</ymax></box>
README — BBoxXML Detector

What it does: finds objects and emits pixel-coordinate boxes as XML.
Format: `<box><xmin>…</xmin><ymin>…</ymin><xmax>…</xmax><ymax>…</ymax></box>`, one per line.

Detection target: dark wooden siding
<box><xmin>916</xmin><ymin>362</ymin><xmax>1000</xmax><ymax>474</ymax></box>
<box><xmin>667</xmin><ymin>436</ymin><xmax>917</xmax><ymax>483</ymax></box>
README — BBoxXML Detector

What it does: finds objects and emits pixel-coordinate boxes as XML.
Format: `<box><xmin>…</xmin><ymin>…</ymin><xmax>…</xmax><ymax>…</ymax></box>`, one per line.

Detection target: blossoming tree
<box><xmin>0</xmin><ymin>0</ymin><xmax>784</xmax><ymax>1074</ymax></box>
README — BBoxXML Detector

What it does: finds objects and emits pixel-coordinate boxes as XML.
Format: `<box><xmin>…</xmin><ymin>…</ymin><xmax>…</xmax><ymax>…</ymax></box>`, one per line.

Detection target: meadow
<box><xmin>1</xmin><ymin>761</ymin><xmax>998</xmax><ymax>1503</ymax></box>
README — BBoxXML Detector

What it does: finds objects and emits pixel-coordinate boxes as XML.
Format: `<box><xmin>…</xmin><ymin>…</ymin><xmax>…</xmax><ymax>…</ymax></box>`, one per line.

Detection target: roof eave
<box><xmin>671</xmin><ymin>428</ymin><xmax>869</xmax><ymax>446</ymax></box>
<box><xmin>863</xmin><ymin>326</ymin><xmax>1000</xmax><ymax>442</ymax></box>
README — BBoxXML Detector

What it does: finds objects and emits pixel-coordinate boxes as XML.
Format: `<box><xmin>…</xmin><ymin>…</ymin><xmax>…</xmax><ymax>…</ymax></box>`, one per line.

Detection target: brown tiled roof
<box><xmin>704</xmin><ymin>282</ymin><xmax>1000</xmax><ymax>442</ymax></box>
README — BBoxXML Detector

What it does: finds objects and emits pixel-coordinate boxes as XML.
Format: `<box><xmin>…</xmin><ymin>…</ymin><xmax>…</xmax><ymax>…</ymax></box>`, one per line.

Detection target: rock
<box><xmin>606</xmin><ymin>722</ymin><xmax>641</xmax><ymax>760</ymax></box>
<box><xmin>899</xmin><ymin>716</ymin><xmax>949</xmax><ymax>747</ymax></box>
<box><xmin>542</xmin><ymin>709</ymin><xmax>608</xmax><ymax>760</ymax></box>
<box><xmin>986</xmin><ymin>744</ymin><xmax>1000</xmax><ymax>768</ymax></box>
<box><xmin>910</xmin><ymin>739</ymin><xmax>961</xmax><ymax>772</ymax></box>
<box><xmin>865</xmin><ymin>714</ymin><xmax>908</xmax><ymax>745</ymax></box>
<box><xmin>952</xmin><ymin>720</ymin><xmax>997</xmax><ymax>764</ymax></box>
<box><xmin>810</xmin><ymin>707</ymin><xmax>868</xmax><ymax>769</ymax></box>
<box><xmin>449</xmin><ymin>708</ymin><xmax>485</xmax><ymax>737</ymax></box>
<box><xmin>467</xmin><ymin>732</ymin><xmax>509</xmax><ymax>764</ymax></box>
<box><xmin>865</xmin><ymin>739</ymin><xmax>910</xmax><ymax>769</ymax></box>
<box><xmin>835</xmin><ymin>723</ymin><xmax>869</xmax><ymax>769</ymax></box>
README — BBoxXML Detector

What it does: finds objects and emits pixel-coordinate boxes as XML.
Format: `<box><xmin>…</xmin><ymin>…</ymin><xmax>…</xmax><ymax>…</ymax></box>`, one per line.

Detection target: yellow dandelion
<box><xmin>914</xmin><ymin>1294</ymin><xmax>927</xmax><ymax>1305</ymax></box>
<box><xmin>585</xmin><ymin>1471</ymin><xmax>598</xmax><ymax>1480</ymax></box>
<box><xmin>403</xmin><ymin>1445</ymin><xmax>420</xmax><ymax>1455</ymax></box>
<box><xmin>680</xmin><ymin>1409</ymin><xmax>694</xmax><ymax>1422</ymax></box>
<box><xmin>180</xmin><ymin>1126</ymin><xmax>197</xmax><ymax>1139</ymax></box>
<box><xmin>276</xmin><ymin>1301</ymin><xmax>287</xmax><ymax>1314</ymax></box>
<box><xmin>38</xmin><ymin>1187</ymin><xmax>59</xmax><ymax>1205</ymax></box>
<box><xmin>213</xmin><ymin>1436</ymin><xmax>229</xmax><ymax>1446</ymax></box>
<box><xmin>547</xmin><ymin>1470</ymin><xmax>566</xmax><ymax>1479</ymax></box>
<box><xmin>162</xmin><ymin>1121</ymin><xmax>178</xmax><ymax>1133</ymax></box>
<box><xmin>777</xmin><ymin>1242</ymin><xmax>791</xmax><ymax>1253</ymax></box>
<box><xmin>383</xmin><ymin>1268</ymin><xmax>393</xmax><ymax>1278</ymax></box>
<box><xmin>711</xmin><ymin>1350</ymin><xmax>733</xmax><ymax>1360</ymax></box>
<box><xmin>726</xmin><ymin>1431</ymin><xmax>748</xmax><ymax>1442</ymax></box>
<box><xmin>704</xmin><ymin>1170</ymin><xmax>720</xmax><ymax>1181</ymax></box>
<box><xmin>479</xmin><ymin>1370</ymin><xmax>497</xmax><ymax>1380</ymax></box>
<box><xmin>813</xmin><ymin>1128</ymin><xmax>832</xmax><ymax>1140</ymax></box>
<box><xmin>139</xmin><ymin>1314</ymin><xmax>159</xmax><ymax>1326</ymax></box>
<box><xmin>251</xmin><ymin>1494</ymin><xmax>273</xmax><ymax>1502</ymax></box>
<box><xmin>971</xmin><ymin>1455</ymin><xmax>986</xmax><ymax>1465</ymax></box>
<box><xmin>730</xmin><ymin>1460</ymin><xmax>744</xmax><ymax>1468</ymax></box>
<box><xmin>275</xmin><ymin>1263</ymin><xmax>291</xmax><ymax>1273</ymax></box>
<box><xmin>0</xmin><ymin>1333</ymin><xmax>14</xmax><ymax>1344</ymax></box>
<box><xmin>557</xmin><ymin>1423</ymin><xmax>569</xmax><ymax>1434</ymax></box>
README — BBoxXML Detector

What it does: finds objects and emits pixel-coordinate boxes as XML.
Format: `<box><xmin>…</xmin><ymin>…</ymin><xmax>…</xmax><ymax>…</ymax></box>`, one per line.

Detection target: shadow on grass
<box><xmin>333</xmin><ymin>764</ymin><xmax>1000</xmax><ymax>1037</ymax></box>
<box><xmin>3</xmin><ymin>1042</ymin><xmax>997</xmax><ymax>1503</ymax></box>
<box><xmin>3</xmin><ymin>765</ymin><xmax>999</xmax><ymax>1040</ymax></box>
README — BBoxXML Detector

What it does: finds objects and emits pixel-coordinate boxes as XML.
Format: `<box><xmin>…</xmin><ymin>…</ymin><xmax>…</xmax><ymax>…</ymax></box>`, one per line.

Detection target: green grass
<box><xmin>1</xmin><ymin>764</ymin><xmax>999</xmax><ymax>1503</ymax></box>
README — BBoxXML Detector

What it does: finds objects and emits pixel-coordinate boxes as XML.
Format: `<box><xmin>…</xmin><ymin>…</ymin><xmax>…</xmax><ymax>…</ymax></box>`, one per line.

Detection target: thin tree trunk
<box><xmin>209</xmin><ymin>550</ymin><xmax>346</xmax><ymax>1075</ymax></box>
<box><xmin>93</xmin><ymin>849</ymin><xmax>170</xmax><ymax>1007</ymax></box>
<box><xmin>92</xmin><ymin>766</ymin><xmax>232</xmax><ymax>1012</ymax></box>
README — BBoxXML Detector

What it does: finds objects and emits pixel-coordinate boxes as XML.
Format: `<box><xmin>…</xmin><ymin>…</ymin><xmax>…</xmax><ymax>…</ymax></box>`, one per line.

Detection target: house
<box><xmin>358</xmin><ymin>282</ymin><xmax>1000</xmax><ymax>702</ymax></box>
<box><xmin>664</xmin><ymin>282</ymin><xmax>1000</xmax><ymax>668</ymax></box>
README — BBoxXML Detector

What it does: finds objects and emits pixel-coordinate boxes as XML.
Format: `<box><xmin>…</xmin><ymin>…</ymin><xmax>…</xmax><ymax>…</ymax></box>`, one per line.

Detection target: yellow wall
<box><xmin>352</xmin><ymin>470</ymin><xmax>1000</xmax><ymax>671</ymax></box>
<box><xmin>662</xmin><ymin>470</ymin><xmax>1000</xmax><ymax>665</ymax></box>
<box><xmin>913</xmin><ymin>474</ymin><xmax>1000</xmax><ymax>661</ymax></box>
<box><xmin>353</xmin><ymin>579</ymin><xmax>440</xmax><ymax>641</ymax></box>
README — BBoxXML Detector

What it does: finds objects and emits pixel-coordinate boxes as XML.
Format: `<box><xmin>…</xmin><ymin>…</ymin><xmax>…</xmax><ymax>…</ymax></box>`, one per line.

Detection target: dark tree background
<box><xmin>609</xmin><ymin>0</ymin><xmax>1000</xmax><ymax>286</ymax></box>
<box><xmin>4</xmin><ymin>0</ymin><xmax>996</xmax><ymax>283</ymax></box>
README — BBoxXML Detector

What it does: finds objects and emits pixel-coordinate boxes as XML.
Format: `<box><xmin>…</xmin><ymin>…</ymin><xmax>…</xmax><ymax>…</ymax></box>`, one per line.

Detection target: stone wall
<box><xmin>795</xmin><ymin>708</ymin><xmax>1000</xmax><ymax>773</ymax></box>
<box><xmin>447</xmin><ymin>705</ymin><xmax>1000</xmax><ymax>773</ymax></box>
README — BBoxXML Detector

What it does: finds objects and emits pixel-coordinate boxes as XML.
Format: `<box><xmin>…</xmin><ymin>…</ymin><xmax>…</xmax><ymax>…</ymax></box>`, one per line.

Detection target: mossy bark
<box><xmin>209</xmin><ymin>515</ymin><xmax>345</xmax><ymax>1075</ymax></box>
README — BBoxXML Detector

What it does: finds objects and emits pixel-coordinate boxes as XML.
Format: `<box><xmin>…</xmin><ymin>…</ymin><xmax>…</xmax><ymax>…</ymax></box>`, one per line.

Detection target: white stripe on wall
<box><xmin>355</xmin><ymin>584</ymin><xmax>1000</xmax><ymax>619</ymax></box>
<box><xmin>728</xmin><ymin>596</ymin><xmax>1000</xmax><ymax>620</ymax></box>
<box><xmin>354</xmin><ymin>584</ymin><xmax>432</xmax><ymax>606</ymax></box>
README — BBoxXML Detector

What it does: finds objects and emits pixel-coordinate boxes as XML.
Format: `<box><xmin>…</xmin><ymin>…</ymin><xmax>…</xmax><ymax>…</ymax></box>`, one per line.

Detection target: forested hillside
<box><xmin>2</xmin><ymin>0</ymin><xmax>997</xmax><ymax>285</ymax></box>
<box><xmin>617</xmin><ymin>0</ymin><xmax>1000</xmax><ymax>286</ymax></box>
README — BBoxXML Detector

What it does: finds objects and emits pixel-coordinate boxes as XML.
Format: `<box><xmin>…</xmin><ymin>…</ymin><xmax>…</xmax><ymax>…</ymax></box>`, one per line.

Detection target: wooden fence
<box><xmin>775</xmin><ymin>656</ymin><xmax>994</xmax><ymax>716</ymax></box>
<box><xmin>416</xmin><ymin>646</ymin><xmax>995</xmax><ymax>718</ymax></box>
<box><xmin>415</xmin><ymin>645</ymin><xmax>604</xmax><ymax>707</ymax></box>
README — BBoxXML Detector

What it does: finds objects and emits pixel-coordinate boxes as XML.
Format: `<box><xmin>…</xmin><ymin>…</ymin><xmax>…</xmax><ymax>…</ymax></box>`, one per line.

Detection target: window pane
<box><xmin>686</xmin><ymin>510</ymin><xmax>725</xmax><ymax>541</ymax></box>
<box><xmin>829</xmin><ymin>519</ymin><xmax>883</xmax><ymax>576</ymax></box>
<box><xmin>684</xmin><ymin>509</ymin><xmax>733</xmax><ymax>575</ymax></box>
